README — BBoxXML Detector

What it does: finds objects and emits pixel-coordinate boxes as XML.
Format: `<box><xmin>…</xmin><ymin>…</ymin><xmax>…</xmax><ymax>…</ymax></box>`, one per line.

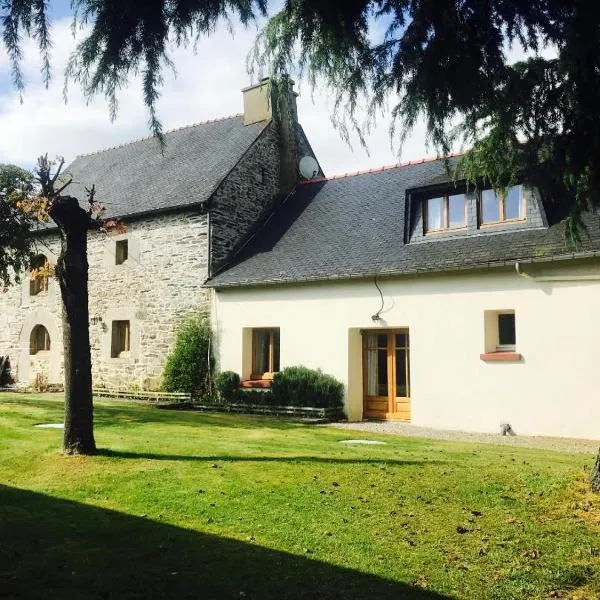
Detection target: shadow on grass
<box><xmin>93</xmin><ymin>404</ymin><xmax>317</xmax><ymax>430</ymax></box>
<box><xmin>97</xmin><ymin>448</ymin><xmax>445</xmax><ymax>467</ymax></box>
<box><xmin>0</xmin><ymin>394</ymin><xmax>312</xmax><ymax>430</ymax></box>
<box><xmin>0</xmin><ymin>484</ymin><xmax>451</xmax><ymax>600</ymax></box>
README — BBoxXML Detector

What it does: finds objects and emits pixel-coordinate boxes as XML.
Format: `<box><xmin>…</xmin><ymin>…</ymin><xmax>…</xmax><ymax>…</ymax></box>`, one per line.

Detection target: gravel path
<box><xmin>326</xmin><ymin>421</ymin><xmax>599</xmax><ymax>454</ymax></box>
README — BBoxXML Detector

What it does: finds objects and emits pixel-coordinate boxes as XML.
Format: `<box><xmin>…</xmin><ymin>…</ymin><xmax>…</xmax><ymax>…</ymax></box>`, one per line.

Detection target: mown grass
<box><xmin>0</xmin><ymin>393</ymin><xmax>599</xmax><ymax>599</ymax></box>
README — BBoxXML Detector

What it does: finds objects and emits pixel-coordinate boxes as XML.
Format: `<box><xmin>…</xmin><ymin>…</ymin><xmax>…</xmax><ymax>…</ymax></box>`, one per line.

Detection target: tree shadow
<box><xmin>0</xmin><ymin>484</ymin><xmax>452</xmax><ymax>599</ymax></box>
<box><xmin>96</xmin><ymin>448</ymin><xmax>446</xmax><ymax>467</ymax></box>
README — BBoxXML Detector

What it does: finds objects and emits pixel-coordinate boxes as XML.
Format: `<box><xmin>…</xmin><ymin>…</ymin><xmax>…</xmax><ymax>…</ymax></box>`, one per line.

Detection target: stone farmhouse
<box><xmin>0</xmin><ymin>79</ymin><xmax>321</xmax><ymax>390</ymax></box>
<box><xmin>3</xmin><ymin>76</ymin><xmax>600</xmax><ymax>440</ymax></box>
<box><xmin>208</xmin><ymin>158</ymin><xmax>600</xmax><ymax>439</ymax></box>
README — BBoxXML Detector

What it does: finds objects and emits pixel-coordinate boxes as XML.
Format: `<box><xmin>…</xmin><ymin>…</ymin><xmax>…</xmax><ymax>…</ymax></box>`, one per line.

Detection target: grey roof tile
<box><xmin>64</xmin><ymin>115</ymin><xmax>267</xmax><ymax>218</ymax></box>
<box><xmin>207</xmin><ymin>158</ymin><xmax>600</xmax><ymax>287</ymax></box>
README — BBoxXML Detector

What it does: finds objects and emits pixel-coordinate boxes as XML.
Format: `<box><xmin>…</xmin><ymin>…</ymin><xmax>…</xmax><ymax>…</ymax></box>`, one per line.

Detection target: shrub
<box><xmin>162</xmin><ymin>313</ymin><xmax>213</xmax><ymax>394</ymax></box>
<box><xmin>215</xmin><ymin>371</ymin><xmax>240</xmax><ymax>401</ymax></box>
<box><xmin>237</xmin><ymin>388</ymin><xmax>274</xmax><ymax>405</ymax></box>
<box><xmin>271</xmin><ymin>366</ymin><xmax>344</xmax><ymax>408</ymax></box>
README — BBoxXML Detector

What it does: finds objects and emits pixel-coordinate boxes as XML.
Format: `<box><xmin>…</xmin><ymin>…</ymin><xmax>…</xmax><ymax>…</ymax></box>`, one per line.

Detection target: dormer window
<box><xmin>424</xmin><ymin>193</ymin><xmax>466</xmax><ymax>233</ymax></box>
<box><xmin>480</xmin><ymin>185</ymin><xmax>524</xmax><ymax>225</ymax></box>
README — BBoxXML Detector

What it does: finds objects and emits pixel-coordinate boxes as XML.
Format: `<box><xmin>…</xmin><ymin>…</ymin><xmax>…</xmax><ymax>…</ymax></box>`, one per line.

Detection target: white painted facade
<box><xmin>214</xmin><ymin>259</ymin><xmax>600</xmax><ymax>440</ymax></box>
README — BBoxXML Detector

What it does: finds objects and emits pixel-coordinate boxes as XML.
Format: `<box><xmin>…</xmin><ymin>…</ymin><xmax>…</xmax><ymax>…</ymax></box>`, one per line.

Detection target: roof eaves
<box><xmin>205</xmin><ymin>249</ymin><xmax>600</xmax><ymax>289</ymax></box>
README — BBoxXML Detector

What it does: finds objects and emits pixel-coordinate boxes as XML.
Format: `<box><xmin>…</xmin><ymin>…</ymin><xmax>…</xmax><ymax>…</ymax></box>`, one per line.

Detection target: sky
<box><xmin>0</xmin><ymin>3</ymin><xmax>433</xmax><ymax>176</ymax></box>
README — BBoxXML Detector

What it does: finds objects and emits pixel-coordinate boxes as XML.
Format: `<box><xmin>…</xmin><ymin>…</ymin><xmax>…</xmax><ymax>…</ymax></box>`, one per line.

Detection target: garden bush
<box><xmin>237</xmin><ymin>388</ymin><xmax>274</xmax><ymax>405</ymax></box>
<box><xmin>162</xmin><ymin>313</ymin><xmax>213</xmax><ymax>394</ymax></box>
<box><xmin>271</xmin><ymin>366</ymin><xmax>344</xmax><ymax>408</ymax></box>
<box><xmin>215</xmin><ymin>371</ymin><xmax>240</xmax><ymax>401</ymax></box>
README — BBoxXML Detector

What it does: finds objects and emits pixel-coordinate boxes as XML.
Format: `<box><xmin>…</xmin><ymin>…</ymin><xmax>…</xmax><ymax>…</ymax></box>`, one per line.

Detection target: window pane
<box><xmin>395</xmin><ymin>349</ymin><xmax>409</xmax><ymax>397</ymax></box>
<box><xmin>272</xmin><ymin>331</ymin><xmax>280</xmax><ymax>372</ymax></box>
<box><xmin>481</xmin><ymin>189</ymin><xmax>500</xmax><ymax>223</ymax></box>
<box><xmin>377</xmin><ymin>348</ymin><xmax>388</xmax><ymax>396</ymax></box>
<box><xmin>366</xmin><ymin>334</ymin><xmax>378</xmax><ymax>396</ymax></box>
<box><xmin>504</xmin><ymin>185</ymin><xmax>522</xmax><ymax>220</ymax></box>
<box><xmin>426</xmin><ymin>197</ymin><xmax>444</xmax><ymax>230</ymax></box>
<box><xmin>395</xmin><ymin>333</ymin><xmax>407</xmax><ymax>348</ymax></box>
<box><xmin>253</xmin><ymin>331</ymin><xmax>268</xmax><ymax>373</ymax></box>
<box><xmin>498</xmin><ymin>314</ymin><xmax>516</xmax><ymax>346</ymax></box>
<box><xmin>377</xmin><ymin>334</ymin><xmax>387</xmax><ymax>348</ymax></box>
<box><xmin>448</xmin><ymin>194</ymin><xmax>466</xmax><ymax>228</ymax></box>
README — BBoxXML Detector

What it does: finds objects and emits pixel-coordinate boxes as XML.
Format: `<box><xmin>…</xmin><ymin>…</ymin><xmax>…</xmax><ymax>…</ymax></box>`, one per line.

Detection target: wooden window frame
<box><xmin>423</xmin><ymin>193</ymin><xmax>467</xmax><ymax>233</ymax></box>
<box><xmin>479</xmin><ymin>185</ymin><xmax>525</xmax><ymax>226</ymax></box>
<box><xmin>30</xmin><ymin>325</ymin><xmax>51</xmax><ymax>355</ymax></box>
<box><xmin>111</xmin><ymin>320</ymin><xmax>131</xmax><ymax>358</ymax></box>
<box><xmin>251</xmin><ymin>328</ymin><xmax>280</xmax><ymax>380</ymax></box>
<box><xmin>115</xmin><ymin>239</ymin><xmax>129</xmax><ymax>265</ymax></box>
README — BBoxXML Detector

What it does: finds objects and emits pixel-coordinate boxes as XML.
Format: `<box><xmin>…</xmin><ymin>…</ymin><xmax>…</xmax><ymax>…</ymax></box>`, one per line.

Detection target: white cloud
<box><xmin>0</xmin><ymin>17</ymin><xmax>439</xmax><ymax>175</ymax></box>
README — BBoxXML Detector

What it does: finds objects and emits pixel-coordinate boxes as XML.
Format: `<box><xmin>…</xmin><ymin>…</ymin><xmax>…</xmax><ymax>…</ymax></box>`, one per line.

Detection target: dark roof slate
<box><xmin>207</xmin><ymin>158</ymin><xmax>600</xmax><ymax>288</ymax></box>
<box><xmin>65</xmin><ymin>115</ymin><xmax>267</xmax><ymax>218</ymax></box>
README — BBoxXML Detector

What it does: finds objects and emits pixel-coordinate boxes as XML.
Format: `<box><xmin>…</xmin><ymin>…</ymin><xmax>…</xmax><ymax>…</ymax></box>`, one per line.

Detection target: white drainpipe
<box><xmin>515</xmin><ymin>261</ymin><xmax>600</xmax><ymax>282</ymax></box>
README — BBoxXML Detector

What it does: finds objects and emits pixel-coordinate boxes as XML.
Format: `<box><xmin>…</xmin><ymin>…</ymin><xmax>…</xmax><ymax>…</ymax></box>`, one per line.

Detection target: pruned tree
<box><xmin>13</xmin><ymin>155</ymin><xmax>121</xmax><ymax>455</ymax></box>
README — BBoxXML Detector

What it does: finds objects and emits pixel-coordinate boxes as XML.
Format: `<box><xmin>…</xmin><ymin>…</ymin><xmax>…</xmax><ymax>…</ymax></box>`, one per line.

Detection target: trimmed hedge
<box><xmin>271</xmin><ymin>366</ymin><xmax>344</xmax><ymax>408</ymax></box>
<box><xmin>237</xmin><ymin>388</ymin><xmax>274</xmax><ymax>405</ymax></box>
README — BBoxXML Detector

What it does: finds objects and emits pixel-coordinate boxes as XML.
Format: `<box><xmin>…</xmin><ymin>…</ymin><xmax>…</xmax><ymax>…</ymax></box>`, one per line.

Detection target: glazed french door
<box><xmin>363</xmin><ymin>330</ymin><xmax>411</xmax><ymax>420</ymax></box>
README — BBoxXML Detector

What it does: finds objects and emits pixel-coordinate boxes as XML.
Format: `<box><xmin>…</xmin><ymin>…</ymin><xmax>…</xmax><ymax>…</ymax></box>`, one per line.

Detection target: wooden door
<box><xmin>363</xmin><ymin>330</ymin><xmax>411</xmax><ymax>421</ymax></box>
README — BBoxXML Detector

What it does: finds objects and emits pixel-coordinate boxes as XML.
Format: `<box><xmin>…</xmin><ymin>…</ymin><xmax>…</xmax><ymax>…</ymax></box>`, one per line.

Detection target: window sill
<box><xmin>424</xmin><ymin>226</ymin><xmax>467</xmax><ymax>235</ymax></box>
<box><xmin>479</xmin><ymin>219</ymin><xmax>526</xmax><ymax>228</ymax></box>
<box><xmin>480</xmin><ymin>352</ymin><xmax>522</xmax><ymax>362</ymax></box>
<box><xmin>241</xmin><ymin>379</ymin><xmax>273</xmax><ymax>389</ymax></box>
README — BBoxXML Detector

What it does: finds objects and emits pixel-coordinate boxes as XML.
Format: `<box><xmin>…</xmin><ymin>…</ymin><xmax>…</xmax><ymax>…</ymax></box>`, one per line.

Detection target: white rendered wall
<box><xmin>214</xmin><ymin>261</ymin><xmax>600</xmax><ymax>440</ymax></box>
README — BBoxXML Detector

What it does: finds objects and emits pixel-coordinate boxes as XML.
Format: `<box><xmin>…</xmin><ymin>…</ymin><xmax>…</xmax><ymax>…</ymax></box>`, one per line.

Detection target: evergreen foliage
<box><xmin>4</xmin><ymin>1</ymin><xmax>597</xmax><ymax>237</ymax></box>
<box><xmin>163</xmin><ymin>313</ymin><xmax>214</xmax><ymax>394</ymax></box>
<box><xmin>271</xmin><ymin>366</ymin><xmax>343</xmax><ymax>409</ymax></box>
<box><xmin>0</xmin><ymin>164</ymin><xmax>35</xmax><ymax>286</ymax></box>
<box><xmin>214</xmin><ymin>370</ymin><xmax>241</xmax><ymax>401</ymax></box>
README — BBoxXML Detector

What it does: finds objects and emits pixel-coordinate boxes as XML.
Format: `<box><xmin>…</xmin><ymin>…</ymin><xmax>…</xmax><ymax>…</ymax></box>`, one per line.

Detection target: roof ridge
<box><xmin>299</xmin><ymin>151</ymin><xmax>465</xmax><ymax>185</ymax></box>
<box><xmin>75</xmin><ymin>113</ymin><xmax>244</xmax><ymax>158</ymax></box>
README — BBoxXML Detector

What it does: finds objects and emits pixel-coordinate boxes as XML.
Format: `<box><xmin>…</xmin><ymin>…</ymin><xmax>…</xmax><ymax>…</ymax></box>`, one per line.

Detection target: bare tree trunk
<box><xmin>52</xmin><ymin>196</ymin><xmax>96</xmax><ymax>455</ymax></box>
<box><xmin>591</xmin><ymin>449</ymin><xmax>600</xmax><ymax>493</ymax></box>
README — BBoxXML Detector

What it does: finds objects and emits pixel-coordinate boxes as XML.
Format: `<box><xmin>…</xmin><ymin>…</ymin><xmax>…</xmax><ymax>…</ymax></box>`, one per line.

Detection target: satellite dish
<box><xmin>299</xmin><ymin>155</ymin><xmax>320</xmax><ymax>179</ymax></box>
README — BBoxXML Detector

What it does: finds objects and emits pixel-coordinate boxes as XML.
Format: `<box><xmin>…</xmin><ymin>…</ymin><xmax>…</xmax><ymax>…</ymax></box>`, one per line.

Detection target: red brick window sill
<box><xmin>480</xmin><ymin>352</ymin><xmax>522</xmax><ymax>362</ymax></box>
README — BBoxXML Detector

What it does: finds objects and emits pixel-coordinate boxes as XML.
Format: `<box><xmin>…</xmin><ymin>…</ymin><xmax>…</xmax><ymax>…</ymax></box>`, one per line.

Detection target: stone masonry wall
<box><xmin>0</xmin><ymin>210</ymin><xmax>209</xmax><ymax>389</ymax></box>
<box><xmin>209</xmin><ymin>122</ymin><xmax>282</xmax><ymax>272</ymax></box>
<box><xmin>209</xmin><ymin>120</ymin><xmax>323</xmax><ymax>274</ymax></box>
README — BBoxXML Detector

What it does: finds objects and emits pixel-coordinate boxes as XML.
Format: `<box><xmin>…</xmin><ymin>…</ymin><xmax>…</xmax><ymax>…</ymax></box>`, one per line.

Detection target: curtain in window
<box><xmin>366</xmin><ymin>333</ymin><xmax>378</xmax><ymax>396</ymax></box>
<box><xmin>253</xmin><ymin>331</ymin><xmax>268</xmax><ymax>374</ymax></box>
<box><xmin>427</xmin><ymin>197</ymin><xmax>444</xmax><ymax>230</ymax></box>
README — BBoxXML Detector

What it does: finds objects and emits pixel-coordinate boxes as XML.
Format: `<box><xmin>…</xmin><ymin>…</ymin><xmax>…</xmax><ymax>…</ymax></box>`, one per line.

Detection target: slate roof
<box><xmin>65</xmin><ymin>115</ymin><xmax>267</xmax><ymax>219</ymax></box>
<box><xmin>207</xmin><ymin>158</ymin><xmax>600</xmax><ymax>288</ymax></box>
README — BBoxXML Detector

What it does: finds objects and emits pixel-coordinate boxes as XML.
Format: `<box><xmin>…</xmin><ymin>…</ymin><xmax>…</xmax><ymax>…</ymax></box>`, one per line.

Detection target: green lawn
<box><xmin>0</xmin><ymin>394</ymin><xmax>599</xmax><ymax>599</ymax></box>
